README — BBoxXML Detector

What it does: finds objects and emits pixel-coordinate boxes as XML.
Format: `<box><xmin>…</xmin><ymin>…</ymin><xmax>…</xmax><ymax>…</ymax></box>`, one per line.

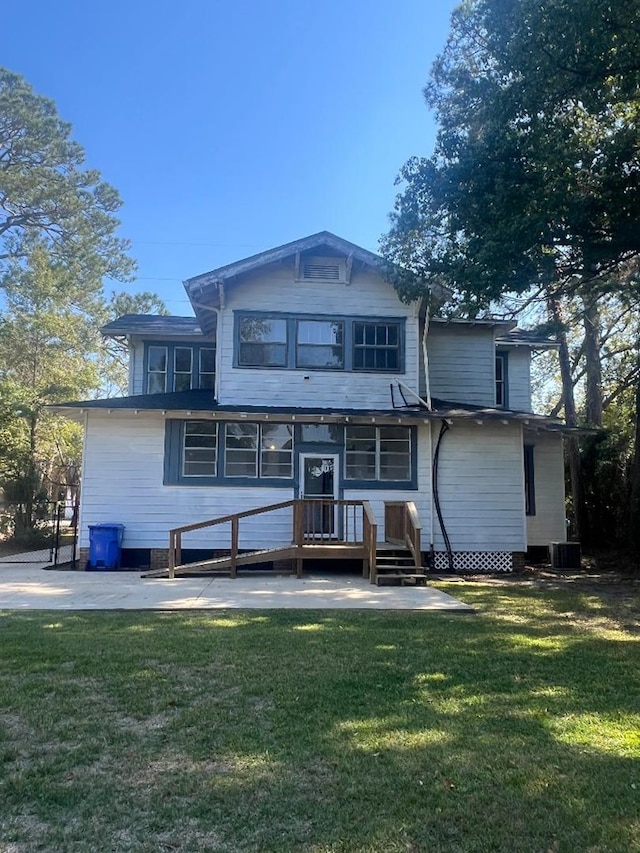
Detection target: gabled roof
<box><xmin>100</xmin><ymin>315</ymin><xmax>204</xmax><ymax>338</ymax></box>
<box><xmin>184</xmin><ymin>231</ymin><xmax>385</xmax><ymax>292</ymax></box>
<box><xmin>182</xmin><ymin>231</ymin><xmax>442</xmax><ymax>335</ymax></box>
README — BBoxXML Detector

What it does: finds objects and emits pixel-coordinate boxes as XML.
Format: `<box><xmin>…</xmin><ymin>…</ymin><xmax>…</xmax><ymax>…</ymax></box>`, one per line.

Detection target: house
<box><xmin>54</xmin><ymin>232</ymin><xmax>568</xmax><ymax>579</ymax></box>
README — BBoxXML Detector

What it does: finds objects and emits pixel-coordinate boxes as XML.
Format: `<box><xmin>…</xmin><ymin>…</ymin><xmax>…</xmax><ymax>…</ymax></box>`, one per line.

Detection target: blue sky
<box><xmin>6</xmin><ymin>1</ymin><xmax>458</xmax><ymax>315</ymax></box>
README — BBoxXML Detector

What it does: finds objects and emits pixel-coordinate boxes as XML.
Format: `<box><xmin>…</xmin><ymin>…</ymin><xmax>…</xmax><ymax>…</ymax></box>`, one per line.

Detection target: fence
<box><xmin>0</xmin><ymin>501</ymin><xmax>78</xmax><ymax>567</ymax></box>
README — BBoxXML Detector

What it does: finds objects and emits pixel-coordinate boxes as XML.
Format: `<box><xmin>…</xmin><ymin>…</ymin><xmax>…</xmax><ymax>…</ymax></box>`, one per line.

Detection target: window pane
<box><xmin>239</xmin><ymin>342</ymin><xmax>287</xmax><ymax>367</ymax></box>
<box><xmin>200</xmin><ymin>348</ymin><xmax>216</xmax><ymax>372</ymax></box>
<box><xmin>148</xmin><ymin>373</ymin><xmax>166</xmax><ymax>394</ymax></box>
<box><xmin>297</xmin><ymin>321</ymin><xmax>343</xmax><ymax>345</ymax></box>
<box><xmin>225</xmin><ymin>451</ymin><xmax>258</xmax><ymax>477</ymax></box>
<box><xmin>174</xmin><ymin>373</ymin><xmax>191</xmax><ymax>392</ymax></box>
<box><xmin>175</xmin><ymin>347</ymin><xmax>192</xmax><ymax>373</ymax></box>
<box><xmin>239</xmin><ymin>317</ymin><xmax>287</xmax><ymax>343</ymax></box>
<box><xmin>300</xmin><ymin>424</ymin><xmax>342</xmax><ymax>443</ymax></box>
<box><xmin>297</xmin><ymin>345</ymin><xmax>344</xmax><ymax>368</ymax></box>
<box><xmin>148</xmin><ymin>346</ymin><xmax>167</xmax><ymax>372</ymax></box>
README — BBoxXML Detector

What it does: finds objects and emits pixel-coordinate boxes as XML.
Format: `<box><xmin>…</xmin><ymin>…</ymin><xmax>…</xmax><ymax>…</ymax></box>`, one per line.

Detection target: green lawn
<box><xmin>0</xmin><ymin>584</ymin><xmax>639</xmax><ymax>852</ymax></box>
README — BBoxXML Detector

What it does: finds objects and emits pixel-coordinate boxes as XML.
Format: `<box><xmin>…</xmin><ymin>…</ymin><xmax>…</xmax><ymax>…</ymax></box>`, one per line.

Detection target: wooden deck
<box><xmin>144</xmin><ymin>499</ymin><xmax>425</xmax><ymax>585</ymax></box>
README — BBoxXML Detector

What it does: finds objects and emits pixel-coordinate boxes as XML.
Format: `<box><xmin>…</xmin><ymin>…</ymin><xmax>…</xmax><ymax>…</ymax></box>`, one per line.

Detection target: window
<box><xmin>183</xmin><ymin>421</ymin><xmax>218</xmax><ymax>476</ymax></box>
<box><xmin>234</xmin><ymin>313</ymin><xmax>405</xmax><ymax>373</ymax></box>
<box><xmin>353</xmin><ymin>322</ymin><xmax>401</xmax><ymax>371</ymax></box>
<box><xmin>146</xmin><ymin>343</ymin><xmax>216</xmax><ymax>393</ymax></box>
<box><xmin>296</xmin><ymin>320</ymin><xmax>344</xmax><ymax>369</ymax></box>
<box><xmin>174</xmin><ymin>347</ymin><xmax>193</xmax><ymax>392</ymax></box>
<box><xmin>496</xmin><ymin>352</ymin><xmax>508</xmax><ymax>407</ymax></box>
<box><xmin>199</xmin><ymin>348</ymin><xmax>216</xmax><ymax>389</ymax></box>
<box><xmin>261</xmin><ymin>424</ymin><xmax>294</xmax><ymax>477</ymax></box>
<box><xmin>165</xmin><ymin>420</ymin><xmax>294</xmax><ymax>484</ymax></box>
<box><xmin>224</xmin><ymin>423</ymin><xmax>294</xmax><ymax>478</ymax></box>
<box><xmin>345</xmin><ymin>426</ymin><xmax>411</xmax><ymax>481</ymax></box>
<box><xmin>225</xmin><ymin>423</ymin><xmax>259</xmax><ymax>477</ymax></box>
<box><xmin>524</xmin><ymin>444</ymin><xmax>536</xmax><ymax>515</ymax></box>
<box><xmin>148</xmin><ymin>346</ymin><xmax>168</xmax><ymax>393</ymax></box>
<box><xmin>238</xmin><ymin>317</ymin><xmax>287</xmax><ymax>366</ymax></box>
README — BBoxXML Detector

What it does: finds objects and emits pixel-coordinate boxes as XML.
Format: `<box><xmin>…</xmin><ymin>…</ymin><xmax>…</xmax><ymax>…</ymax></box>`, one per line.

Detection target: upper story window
<box><xmin>234</xmin><ymin>312</ymin><xmax>405</xmax><ymax>374</ymax></box>
<box><xmin>145</xmin><ymin>343</ymin><xmax>216</xmax><ymax>393</ymax></box>
<box><xmin>238</xmin><ymin>317</ymin><xmax>287</xmax><ymax>367</ymax></box>
<box><xmin>495</xmin><ymin>352</ymin><xmax>508</xmax><ymax>407</ymax></box>
<box><xmin>353</xmin><ymin>322</ymin><xmax>401</xmax><ymax>371</ymax></box>
<box><xmin>296</xmin><ymin>320</ymin><xmax>344</xmax><ymax>369</ymax></box>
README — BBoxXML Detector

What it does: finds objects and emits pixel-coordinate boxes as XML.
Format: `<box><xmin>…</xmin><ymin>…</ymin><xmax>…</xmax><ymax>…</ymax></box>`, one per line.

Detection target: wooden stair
<box><xmin>374</xmin><ymin>543</ymin><xmax>428</xmax><ymax>586</ymax></box>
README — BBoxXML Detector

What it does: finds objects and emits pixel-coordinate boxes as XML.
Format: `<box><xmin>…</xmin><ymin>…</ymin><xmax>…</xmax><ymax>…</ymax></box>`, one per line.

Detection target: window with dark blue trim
<box><xmin>524</xmin><ymin>444</ymin><xmax>536</xmax><ymax>516</ymax></box>
<box><xmin>164</xmin><ymin>420</ymin><xmax>294</xmax><ymax>485</ymax></box>
<box><xmin>233</xmin><ymin>312</ymin><xmax>405</xmax><ymax>373</ymax></box>
<box><xmin>145</xmin><ymin>342</ymin><xmax>215</xmax><ymax>393</ymax></box>
<box><xmin>164</xmin><ymin>420</ymin><xmax>416</xmax><ymax>489</ymax></box>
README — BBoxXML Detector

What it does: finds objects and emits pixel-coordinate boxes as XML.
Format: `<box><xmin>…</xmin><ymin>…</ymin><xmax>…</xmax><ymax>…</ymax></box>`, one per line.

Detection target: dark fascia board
<box><xmin>431</xmin><ymin>317</ymin><xmax>517</xmax><ymax>331</ymax></box>
<box><xmin>49</xmin><ymin>389</ymin><xmax>568</xmax><ymax>431</ymax></box>
<box><xmin>496</xmin><ymin>329</ymin><xmax>559</xmax><ymax>349</ymax></box>
<box><xmin>100</xmin><ymin>314</ymin><xmax>204</xmax><ymax>338</ymax></box>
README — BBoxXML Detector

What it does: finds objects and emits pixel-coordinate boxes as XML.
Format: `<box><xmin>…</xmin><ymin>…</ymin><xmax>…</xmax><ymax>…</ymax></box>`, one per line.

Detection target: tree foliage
<box><xmin>382</xmin><ymin>0</ymin><xmax>640</xmax><ymax>308</ymax></box>
<box><xmin>0</xmin><ymin>68</ymin><xmax>134</xmax><ymax>288</ymax></box>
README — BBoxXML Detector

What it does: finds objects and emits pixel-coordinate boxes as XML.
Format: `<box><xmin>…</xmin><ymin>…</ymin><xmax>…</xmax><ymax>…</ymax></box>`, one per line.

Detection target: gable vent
<box><xmin>303</xmin><ymin>263</ymin><xmax>341</xmax><ymax>280</ymax></box>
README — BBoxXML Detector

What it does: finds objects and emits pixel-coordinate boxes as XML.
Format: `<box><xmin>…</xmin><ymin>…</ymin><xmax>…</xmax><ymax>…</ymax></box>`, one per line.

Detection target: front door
<box><xmin>299</xmin><ymin>453</ymin><xmax>339</xmax><ymax>537</ymax></box>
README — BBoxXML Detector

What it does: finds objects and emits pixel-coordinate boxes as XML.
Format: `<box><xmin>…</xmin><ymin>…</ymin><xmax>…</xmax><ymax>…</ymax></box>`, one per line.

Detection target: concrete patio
<box><xmin>0</xmin><ymin>562</ymin><xmax>472</xmax><ymax>612</ymax></box>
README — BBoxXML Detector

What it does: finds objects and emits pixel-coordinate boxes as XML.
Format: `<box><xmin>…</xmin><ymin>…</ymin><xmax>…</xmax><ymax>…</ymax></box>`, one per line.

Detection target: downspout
<box><xmin>432</xmin><ymin>420</ymin><xmax>454</xmax><ymax>572</ymax></box>
<box><xmin>422</xmin><ymin>300</ymin><xmax>432</xmax><ymax>410</ymax></box>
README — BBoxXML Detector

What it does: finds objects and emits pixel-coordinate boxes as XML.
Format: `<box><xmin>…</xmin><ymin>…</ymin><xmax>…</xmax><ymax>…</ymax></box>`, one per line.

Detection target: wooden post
<box><xmin>176</xmin><ymin>532</ymin><xmax>182</xmax><ymax>571</ymax></box>
<box><xmin>231</xmin><ymin>516</ymin><xmax>238</xmax><ymax>579</ymax></box>
<box><xmin>370</xmin><ymin>522</ymin><xmax>377</xmax><ymax>585</ymax></box>
<box><xmin>168</xmin><ymin>531</ymin><xmax>175</xmax><ymax>580</ymax></box>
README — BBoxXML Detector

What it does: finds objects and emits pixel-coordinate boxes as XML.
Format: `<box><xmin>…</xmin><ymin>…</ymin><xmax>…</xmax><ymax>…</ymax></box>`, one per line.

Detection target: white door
<box><xmin>299</xmin><ymin>453</ymin><xmax>339</xmax><ymax>537</ymax></box>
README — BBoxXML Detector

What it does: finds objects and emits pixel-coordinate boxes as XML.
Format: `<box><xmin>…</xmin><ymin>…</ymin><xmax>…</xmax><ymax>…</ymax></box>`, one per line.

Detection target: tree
<box><xmin>382</xmin><ymin>0</ymin><xmax>640</xmax><ymax>545</ymax></box>
<box><xmin>0</xmin><ymin>68</ymin><xmax>134</xmax><ymax>288</ymax></box>
<box><xmin>98</xmin><ymin>291</ymin><xmax>169</xmax><ymax>397</ymax></box>
<box><xmin>0</xmin><ymin>247</ymin><xmax>102</xmax><ymax>532</ymax></box>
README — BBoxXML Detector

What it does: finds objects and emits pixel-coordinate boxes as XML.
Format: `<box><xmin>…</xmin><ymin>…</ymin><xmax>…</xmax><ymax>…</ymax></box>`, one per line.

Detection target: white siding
<box><xmin>430</xmin><ymin>421</ymin><xmax>526</xmax><ymax>551</ymax></box>
<box><xmin>506</xmin><ymin>348</ymin><xmax>532</xmax><ymax>412</ymax></box>
<box><xmin>79</xmin><ymin>414</ymin><xmax>430</xmax><ymax>551</ymax></box>
<box><xmin>217</xmin><ymin>265</ymin><xmax>419</xmax><ymax>410</ymax></box>
<box><xmin>131</xmin><ymin>340</ymin><xmax>144</xmax><ymax>395</ymax></box>
<box><xmin>427</xmin><ymin>327</ymin><xmax>495</xmax><ymax>406</ymax></box>
<box><xmin>80</xmin><ymin>415</ymin><xmax>294</xmax><ymax>551</ymax></box>
<box><xmin>526</xmin><ymin>431</ymin><xmax>567</xmax><ymax>546</ymax></box>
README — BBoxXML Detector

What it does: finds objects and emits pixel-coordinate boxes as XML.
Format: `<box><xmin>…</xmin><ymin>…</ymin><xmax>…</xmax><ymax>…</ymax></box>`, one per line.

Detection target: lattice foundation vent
<box><xmin>432</xmin><ymin>551</ymin><xmax>513</xmax><ymax>573</ymax></box>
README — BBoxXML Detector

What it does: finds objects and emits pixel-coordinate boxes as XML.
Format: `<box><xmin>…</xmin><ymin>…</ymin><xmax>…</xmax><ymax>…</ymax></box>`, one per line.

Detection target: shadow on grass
<box><xmin>1</xmin><ymin>589</ymin><xmax>639</xmax><ymax>852</ymax></box>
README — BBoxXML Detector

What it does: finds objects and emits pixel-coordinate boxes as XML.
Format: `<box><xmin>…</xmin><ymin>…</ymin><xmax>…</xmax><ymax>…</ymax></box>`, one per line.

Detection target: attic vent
<box><xmin>303</xmin><ymin>263</ymin><xmax>341</xmax><ymax>280</ymax></box>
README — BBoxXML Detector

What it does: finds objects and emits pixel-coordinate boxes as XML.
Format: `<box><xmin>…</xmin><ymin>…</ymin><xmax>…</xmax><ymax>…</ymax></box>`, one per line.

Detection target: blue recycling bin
<box><xmin>87</xmin><ymin>523</ymin><xmax>125</xmax><ymax>571</ymax></box>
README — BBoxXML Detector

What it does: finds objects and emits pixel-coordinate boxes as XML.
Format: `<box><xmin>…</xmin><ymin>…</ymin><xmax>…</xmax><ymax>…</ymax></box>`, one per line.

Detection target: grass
<box><xmin>0</xmin><ymin>584</ymin><xmax>639</xmax><ymax>852</ymax></box>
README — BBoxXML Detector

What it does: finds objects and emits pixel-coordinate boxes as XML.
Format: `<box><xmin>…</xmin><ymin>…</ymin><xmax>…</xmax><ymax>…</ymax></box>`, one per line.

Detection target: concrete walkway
<box><xmin>0</xmin><ymin>563</ymin><xmax>472</xmax><ymax>612</ymax></box>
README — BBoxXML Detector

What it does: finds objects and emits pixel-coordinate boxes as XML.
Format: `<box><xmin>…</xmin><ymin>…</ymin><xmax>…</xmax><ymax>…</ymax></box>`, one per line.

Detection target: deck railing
<box><xmin>168</xmin><ymin>499</ymin><xmax>378</xmax><ymax>579</ymax></box>
<box><xmin>384</xmin><ymin>500</ymin><xmax>422</xmax><ymax>569</ymax></box>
